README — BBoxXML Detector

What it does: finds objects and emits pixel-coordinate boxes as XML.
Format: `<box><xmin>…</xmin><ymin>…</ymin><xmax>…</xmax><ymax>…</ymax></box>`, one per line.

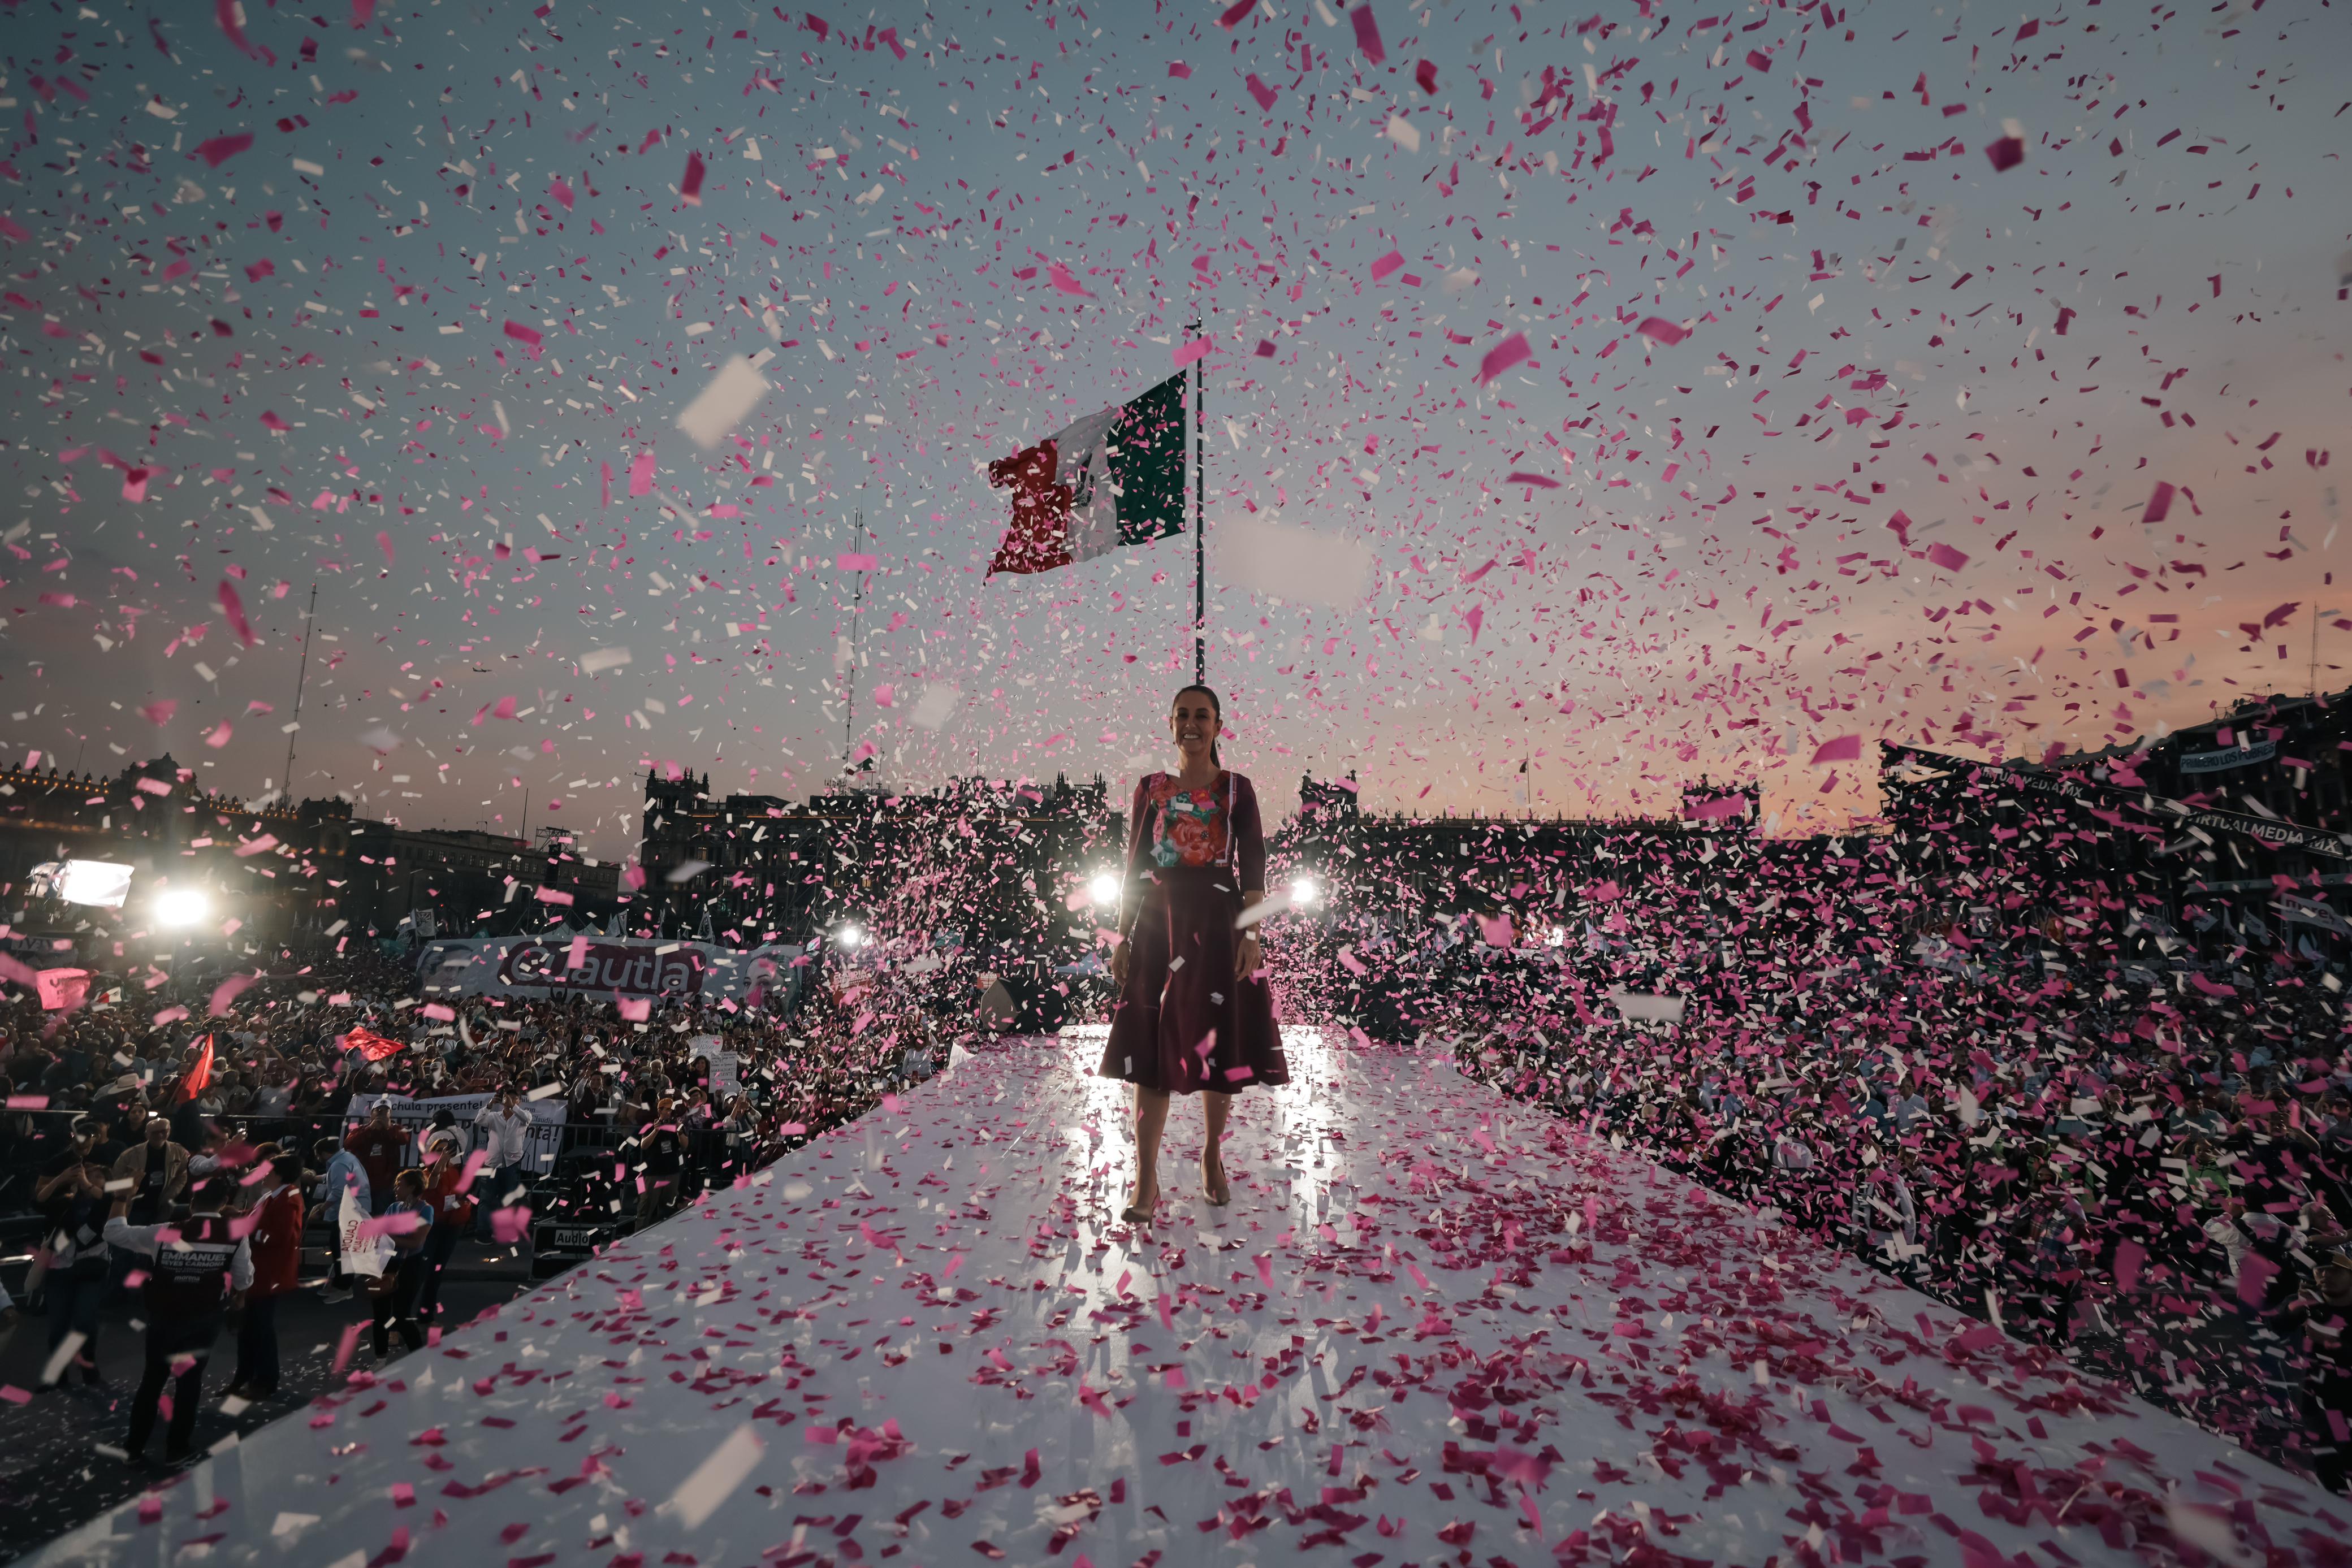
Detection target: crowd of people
<box><xmin>14</xmin><ymin>805</ymin><xmax>2351</xmax><ymax>1498</ymax></box>
<box><xmin>0</xmin><ymin>937</ymin><xmax>954</xmax><ymax>1466</ymax></box>
<box><xmin>1290</xmin><ymin>823</ymin><xmax>2352</xmax><ymax>1495</ymax></box>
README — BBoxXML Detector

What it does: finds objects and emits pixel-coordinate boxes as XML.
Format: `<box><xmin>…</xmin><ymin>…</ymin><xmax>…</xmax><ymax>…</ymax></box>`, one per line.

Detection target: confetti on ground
<box><xmin>23</xmin><ymin>1033</ymin><xmax>2341</xmax><ymax>1568</ymax></box>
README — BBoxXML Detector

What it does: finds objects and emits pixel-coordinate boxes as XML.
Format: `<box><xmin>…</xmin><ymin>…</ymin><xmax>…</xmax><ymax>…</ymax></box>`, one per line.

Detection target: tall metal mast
<box><xmin>1192</xmin><ymin>322</ymin><xmax>1206</xmax><ymax>685</ymax></box>
<box><xmin>279</xmin><ymin>582</ymin><xmax>319</xmax><ymax>808</ymax></box>
<box><xmin>845</xmin><ymin>508</ymin><xmax>866</xmax><ymax>769</ymax></box>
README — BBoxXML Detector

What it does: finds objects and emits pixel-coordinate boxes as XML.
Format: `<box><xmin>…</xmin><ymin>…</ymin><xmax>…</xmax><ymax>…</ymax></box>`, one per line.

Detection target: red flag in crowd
<box><xmin>348</xmin><ymin>1024</ymin><xmax>407</xmax><ymax>1062</ymax></box>
<box><xmin>177</xmin><ymin>1033</ymin><xmax>214</xmax><ymax>1102</ymax></box>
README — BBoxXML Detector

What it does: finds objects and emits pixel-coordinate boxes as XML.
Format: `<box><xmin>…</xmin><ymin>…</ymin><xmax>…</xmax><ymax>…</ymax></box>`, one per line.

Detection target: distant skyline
<box><xmin>3</xmin><ymin>1</ymin><xmax>2347</xmax><ymax>860</ymax></box>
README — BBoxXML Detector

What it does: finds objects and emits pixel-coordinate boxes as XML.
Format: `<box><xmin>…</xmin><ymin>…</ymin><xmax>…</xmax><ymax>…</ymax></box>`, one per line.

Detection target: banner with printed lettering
<box><xmin>345</xmin><ymin>1091</ymin><xmax>569</xmax><ymax>1176</ymax></box>
<box><xmin>415</xmin><ymin>936</ymin><xmax>805</xmax><ymax>1007</ymax></box>
<box><xmin>2180</xmin><ymin>740</ymin><xmax>2276</xmax><ymax>774</ymax></box>
<box><xmin>339</xmin><ymin>1188</ymin><xmax>394</xmax><ymax>1279</ymax></box>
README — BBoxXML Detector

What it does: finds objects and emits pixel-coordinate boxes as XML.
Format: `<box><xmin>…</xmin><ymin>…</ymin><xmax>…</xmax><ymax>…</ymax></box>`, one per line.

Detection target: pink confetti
<box><xmin>1475</xmin><ymin>333</ymin><xmax>1530</xmax><ymax>383</ymax></box>
<box><xmin>217</xmin><ymin>578</ymin><xmax>257</xmax><ymax>646</ymax></box>
<box><xmin>194</xmin><ymin>133</ymin><xmax>254</xmax><ymax>168</ymax></box>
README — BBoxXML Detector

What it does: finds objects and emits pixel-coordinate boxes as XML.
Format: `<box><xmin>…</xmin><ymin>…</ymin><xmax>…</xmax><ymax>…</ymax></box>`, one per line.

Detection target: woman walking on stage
<box><xmin>1101</xmin><ymin>684</ymin><xmax>1289</xmax><ymax>1222</ymax></box>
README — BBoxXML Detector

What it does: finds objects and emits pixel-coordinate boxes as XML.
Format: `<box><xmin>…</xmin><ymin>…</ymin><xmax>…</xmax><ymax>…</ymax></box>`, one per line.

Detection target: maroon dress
<box><xmin>1099</xmin><ymin>770</ymin><xmax>1290</xmax><ymax>1095</ymax></box>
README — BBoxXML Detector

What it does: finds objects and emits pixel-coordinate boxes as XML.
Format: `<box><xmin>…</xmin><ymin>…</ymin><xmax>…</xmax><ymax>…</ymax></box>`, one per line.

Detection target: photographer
<box><xmin>33</xmin><ymin>1119</ymin><xmax>113</xmax><ymax>1389</ymax></box>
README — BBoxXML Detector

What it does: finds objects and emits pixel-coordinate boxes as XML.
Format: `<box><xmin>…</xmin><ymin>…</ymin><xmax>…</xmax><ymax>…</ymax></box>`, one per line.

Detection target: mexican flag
<box><xmin>986</xmin><ymin>371</ymin><xmax>1188</xmax><ymax>576</ymax></box>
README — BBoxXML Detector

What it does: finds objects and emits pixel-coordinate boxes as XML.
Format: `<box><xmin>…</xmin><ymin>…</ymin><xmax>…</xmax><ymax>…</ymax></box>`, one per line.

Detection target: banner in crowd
<box><xmin>2276</xmin><ymin>892</ymin><xmax>2352</xmax><ymax>936</ymax></box>
<box><xmin>35</xmin><ymin>967</ymin><xmax>90</xmax><ymax>1011</ymax></box>
<box><xmin>2178</xmin><ymin>739</ymin><xmax>2277</xmax><ymax>774</ymax></box>
<box><xmin>416</xmin><ymin>937</ymin><xmax>805</xmax><ymax>1004</ymax></box>
<box><xmin>345</xmin><ymin>1090</ymin><xmax>569</xmax><ymax>1176</ymax></box>
<box><xmin>1897</xmin><ymin>747</ymin><xmax>2352</xmax><ymax>861</ymax></box>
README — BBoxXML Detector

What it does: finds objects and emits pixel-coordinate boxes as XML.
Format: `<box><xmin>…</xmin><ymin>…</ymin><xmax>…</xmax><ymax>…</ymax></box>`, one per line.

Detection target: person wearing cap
<box><xmin>103</xmin><ymin>1175</ymin><xmax>253</xmax><ymax>1466</ymax></box>
<box><xmin>111</xmin><ymin>1114</ymin><xmax>189</xmax><ymax>1229</ymax></box>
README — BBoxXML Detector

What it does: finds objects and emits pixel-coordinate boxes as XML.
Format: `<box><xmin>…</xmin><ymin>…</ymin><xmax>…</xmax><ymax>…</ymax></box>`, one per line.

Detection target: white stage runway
<box><xmin>29</xmin><ymin>1029</ymin><xmax>2345</xmax><ymax>1567</ymax></box>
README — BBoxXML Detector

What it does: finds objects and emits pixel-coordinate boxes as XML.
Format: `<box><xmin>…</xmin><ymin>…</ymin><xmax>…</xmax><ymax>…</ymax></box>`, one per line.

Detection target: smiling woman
<box><xmin>1099</xmin><ymin>683</ymin><xmax>1290</xmax><ymax>1225</ymax></box>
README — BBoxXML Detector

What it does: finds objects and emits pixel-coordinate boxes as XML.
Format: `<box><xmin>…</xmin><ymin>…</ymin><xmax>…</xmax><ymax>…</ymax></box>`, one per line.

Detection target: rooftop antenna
<box><xmin>2311</xmin><ymin>599</ymin><xmax>2324</xmax><ymax>700</ymax></box>
<box><xmin>279</xmin><ymin>583</ymin><xmax>319</xmax><ymax>809</ymax></box>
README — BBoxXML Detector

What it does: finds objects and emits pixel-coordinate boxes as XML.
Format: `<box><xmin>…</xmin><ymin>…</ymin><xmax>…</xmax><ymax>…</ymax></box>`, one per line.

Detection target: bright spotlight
<box><xmin>1290</xmin><ymin>875</ymin><xmax>1320</xmax><ymax>908</ymax></box>
<box><xmin>1546</xmin><ymin>926</ymin><xmax>1567</xmax><ymax>948</ymax></box>
<box><xmin>1087</xmin><ymin>872</ymin><xmax>1121</xmax><ymax>907</ymax></box>
<box><xmin>834</xmin><ymin>923</ymin><xmax>865</xmax><ymax>949</ymax></box>
<box><xmin>154</xmin><ymin>887</ymin><xmax>211</xmax><ymax>929</ymax></box>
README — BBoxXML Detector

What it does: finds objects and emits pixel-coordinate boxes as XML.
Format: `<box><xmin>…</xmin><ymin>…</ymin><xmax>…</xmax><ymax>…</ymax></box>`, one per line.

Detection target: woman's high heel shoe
<box><xmin>1201</xmin><ymin>1152</ymin><xmax>1230</xmax><ymax>1207</ymax></box>
<box><xmin>1119</xmin><ymin>1186</ymin><xmax>1158</xmax><ymax>1224</ymax></box>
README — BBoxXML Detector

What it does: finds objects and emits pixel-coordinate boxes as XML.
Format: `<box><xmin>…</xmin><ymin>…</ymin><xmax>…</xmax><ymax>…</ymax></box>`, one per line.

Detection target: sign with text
<box><xmin>417</xmin><ymin>937</ymin><xmax>804</xmax><ymax>1005</ymax></box>
<box><xmin>346</xmin><ymin>1091</ymin><xmax>569</xmax><ymax>1176</ymax></box>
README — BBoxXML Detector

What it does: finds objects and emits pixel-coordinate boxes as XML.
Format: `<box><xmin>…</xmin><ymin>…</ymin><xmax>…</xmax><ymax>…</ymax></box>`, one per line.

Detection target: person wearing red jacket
<box><xmin>226</xmin><ymin>1151</ymin><xmax>304</xmax><ymax>1402</ymax></box>
<box><xmin>416</xmin><ymin>1130</ymin><xmax>474</xmax><ymax>1326</ymax></box>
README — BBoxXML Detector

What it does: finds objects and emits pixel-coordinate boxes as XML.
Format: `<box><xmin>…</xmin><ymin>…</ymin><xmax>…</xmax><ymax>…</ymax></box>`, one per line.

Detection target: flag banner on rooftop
<box><xmin>1894</xmin><ymin>746</ymin><xmax>2352</xmax><ymax>860</ymax></box>
<box><xmin>2178</xmin><ymin>739</ymin><xmax>2276</xmax><ymax>773</ymax></box>
<box><xmin>984</xmin><ymin>371</ymin><xmax>1187</xmax><ymax>577</ymax></box>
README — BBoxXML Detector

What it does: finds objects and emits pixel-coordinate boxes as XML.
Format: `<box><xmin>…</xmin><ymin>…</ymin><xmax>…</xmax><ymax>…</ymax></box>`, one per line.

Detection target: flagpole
<box><xmin>1191</xmin><ymin>320</ymin><xmax>1205</xmax><ymax>685</ymax></box>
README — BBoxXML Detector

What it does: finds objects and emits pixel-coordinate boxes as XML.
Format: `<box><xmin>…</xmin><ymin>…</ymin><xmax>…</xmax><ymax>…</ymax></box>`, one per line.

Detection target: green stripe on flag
<box><xmin>1108</xmin><ymin>372</ymin><xmax>1187</xmax><ymax>546</ymax></box>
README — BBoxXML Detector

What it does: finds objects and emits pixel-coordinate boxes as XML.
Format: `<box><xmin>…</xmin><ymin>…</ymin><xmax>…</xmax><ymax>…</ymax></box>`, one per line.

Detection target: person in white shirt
<box><xmin>1858</xmin><ymin>1156</ymin><xmax>1918</xmax><ymax>1261</ymax></box>
<box><xmin>472</xmin><ymin>1090</ymin><xmax>532</xmax><ymax>1238</ymax></box>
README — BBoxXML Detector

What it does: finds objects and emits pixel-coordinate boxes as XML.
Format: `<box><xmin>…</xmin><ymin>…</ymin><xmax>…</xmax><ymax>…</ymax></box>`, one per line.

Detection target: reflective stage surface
<box><xmin>28</xmin><ymin>1028</ymin><xmax>2342</xmax><ymax>1567</ymax></box>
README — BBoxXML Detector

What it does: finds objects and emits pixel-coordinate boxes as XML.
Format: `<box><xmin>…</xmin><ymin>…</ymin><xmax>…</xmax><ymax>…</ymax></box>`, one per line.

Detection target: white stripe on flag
<box><xmin>1049</xmin><ymin>404</ymin><xmax>1122</xmax><ymax>562</ymax></box>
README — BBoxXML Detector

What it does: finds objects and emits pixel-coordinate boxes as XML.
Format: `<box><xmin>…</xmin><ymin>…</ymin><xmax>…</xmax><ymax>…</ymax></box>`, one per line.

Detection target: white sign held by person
<box><xmin>338</xmin><ymin>1188</ymin><xmax>395</xmax><ymax>1279</ymax></box>
<box><xmin>688</xmin><ymin>1036</ymin><xmax>742</xmax><ymax>1099</ymax></box>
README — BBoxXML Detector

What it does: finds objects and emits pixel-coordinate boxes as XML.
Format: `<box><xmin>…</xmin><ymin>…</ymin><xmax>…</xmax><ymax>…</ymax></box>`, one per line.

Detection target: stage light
<box><xmin>155</xmin><ymin>887</ymin><xmax>211</xmax><ymax>928</ymax></box>
<box><xmin>1546</xmin><ymin>926</ymin><xmax>1567</xmax><ymax>947</ymax></box>
<box><xmin>1087</xmin><ymin>872</ymin><xmax>1121</xmax><ymax>906</ymax></box>
<box><xmin>1290</xmin><ymin>875</ymin><xmax>1320</xmax><ymax>908</ymax></box>
<box><xmin>835</xmin><ymin>923</ymin><xmax>865</xmax><ymax>948</ymax></box>
<box><xmin>43</xmin><ymin>859</ymin><xmax>135</xmax><ymax>909</ymax></box>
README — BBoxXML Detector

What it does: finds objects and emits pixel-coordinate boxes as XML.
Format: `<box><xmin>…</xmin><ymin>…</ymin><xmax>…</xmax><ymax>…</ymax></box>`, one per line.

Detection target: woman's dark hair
<box><xmin>1171</xmin><ymin>684</ymin><xmax>1223</xmax><ymax>766</ymax></box>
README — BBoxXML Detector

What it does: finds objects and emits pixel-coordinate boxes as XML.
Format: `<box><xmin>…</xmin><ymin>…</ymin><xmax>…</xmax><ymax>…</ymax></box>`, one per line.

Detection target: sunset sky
<box><xmin>2</xmin><ymin>0</ymin><xmax>2347</xmax><ymax>857</ymax></box>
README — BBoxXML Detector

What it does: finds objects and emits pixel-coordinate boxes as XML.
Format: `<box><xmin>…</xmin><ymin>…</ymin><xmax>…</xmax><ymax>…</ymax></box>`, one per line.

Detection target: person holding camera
<box><xmin>33</xmin><ymin>1119</ymin><xmax>114</xmax><ymax>1389</ymax></box>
